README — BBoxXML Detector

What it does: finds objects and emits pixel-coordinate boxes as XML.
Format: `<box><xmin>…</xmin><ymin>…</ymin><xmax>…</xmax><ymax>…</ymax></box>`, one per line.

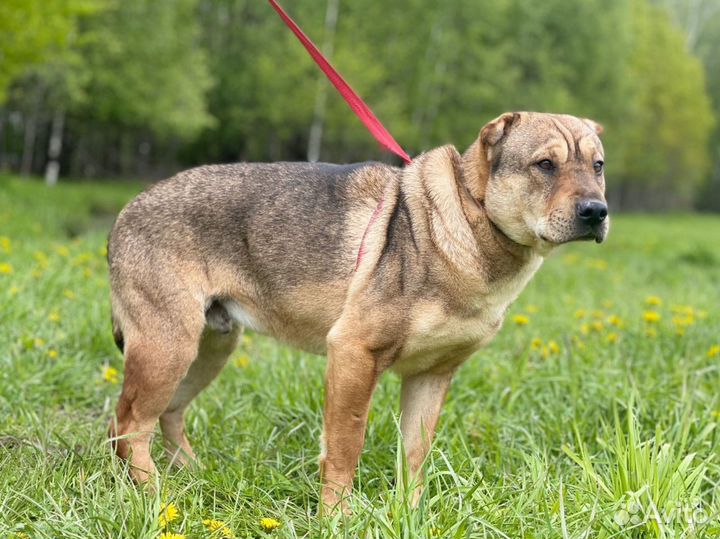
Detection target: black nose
<box><xmin>576</xmin><ymin>199</ymin><xmax>608</xmax><ymax>226</ymax></box>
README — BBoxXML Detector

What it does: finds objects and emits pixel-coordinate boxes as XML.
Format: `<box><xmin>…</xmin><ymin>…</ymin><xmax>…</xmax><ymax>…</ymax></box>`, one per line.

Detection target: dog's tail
<box><xmin>111</xmin><ymin>315</ymin><xmax>124</xmax><ymax>354</ymax></box>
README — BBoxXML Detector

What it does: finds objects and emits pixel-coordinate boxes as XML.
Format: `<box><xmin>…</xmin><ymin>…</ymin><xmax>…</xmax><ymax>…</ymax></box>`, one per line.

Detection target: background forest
<box><xmin>0</xmin><ymin>0</ymin><xmax>719</xmax><ymax>210</ymax></box>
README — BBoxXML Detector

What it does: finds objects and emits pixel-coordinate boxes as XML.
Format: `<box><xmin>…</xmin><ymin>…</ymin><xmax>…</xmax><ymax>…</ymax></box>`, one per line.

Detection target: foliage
<box><xmin>616</xmin><ymin>0</ymin><xmax>715</xmax><ymax>208</ymax></box>
<box><xmin>0</xmin><ymin>0</ymin><xmax>718</xmax><ymax>209</ymax></box>
<box><xmin>79</xmin><ymin>0</ymin><xmax>214</xmax><ymax>137</ymax></box>
<box><xmin>0</xmin><ymin>0</ymin><xmax>99</xmax><ymax>103</ymax></box>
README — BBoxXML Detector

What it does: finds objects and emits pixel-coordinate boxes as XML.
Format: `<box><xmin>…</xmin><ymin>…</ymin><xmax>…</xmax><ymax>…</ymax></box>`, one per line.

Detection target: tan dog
<box><xmin>107</xmin><ymin>112</ymin><xmax>608</xmax><ymax>511</ymax></box>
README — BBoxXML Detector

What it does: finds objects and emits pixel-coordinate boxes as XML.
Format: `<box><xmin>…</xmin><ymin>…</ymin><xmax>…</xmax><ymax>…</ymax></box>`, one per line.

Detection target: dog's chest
<box><xmin>392</xmin><ymin>256</ymin><xmax>542</xmax><ymax>376</ymax></box>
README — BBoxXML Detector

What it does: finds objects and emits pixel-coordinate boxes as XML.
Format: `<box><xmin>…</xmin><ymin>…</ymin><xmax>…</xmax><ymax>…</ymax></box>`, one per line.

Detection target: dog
<box><xmin>107</xmin><ymin>112</ymin><xmax>608</xmax><ymax>512</ymax></box>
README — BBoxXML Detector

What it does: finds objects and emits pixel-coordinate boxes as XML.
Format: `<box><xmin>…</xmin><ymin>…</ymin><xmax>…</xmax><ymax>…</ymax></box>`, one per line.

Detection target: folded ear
<box><xmin>480</xmin><ymin>112</ymin><xmax>520</xmax><ymax>146</ymax></box>
<box><xmin>462</xmin><ymin>112</ymin><xmax>519</xmax><ymax>202</ymax></box>
<box><xmin>582</xmin><ymin>118</ymin><xmax>604</xmax><ymax>136</ymax></box>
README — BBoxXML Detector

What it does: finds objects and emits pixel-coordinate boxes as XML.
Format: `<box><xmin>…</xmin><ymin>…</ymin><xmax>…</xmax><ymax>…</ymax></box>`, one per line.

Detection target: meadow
<box><xmin>0</xmin><ymin>176</ymin><xmax>719</xmax><ymax>538</ymax></box>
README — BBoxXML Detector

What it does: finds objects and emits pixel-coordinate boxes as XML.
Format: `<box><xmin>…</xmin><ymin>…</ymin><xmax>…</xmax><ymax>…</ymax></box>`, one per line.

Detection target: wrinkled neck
<box><xmin>457</xmin><ymin>151</ymin><xmax>534</xmax><ymax>265</ymax></box>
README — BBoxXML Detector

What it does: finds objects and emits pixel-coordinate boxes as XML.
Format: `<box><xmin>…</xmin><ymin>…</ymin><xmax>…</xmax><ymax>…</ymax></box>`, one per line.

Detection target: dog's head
<box><xmin>466</xmin><ymin>112</ymin><xmax>608</xmax><ymax>253</ymax></box>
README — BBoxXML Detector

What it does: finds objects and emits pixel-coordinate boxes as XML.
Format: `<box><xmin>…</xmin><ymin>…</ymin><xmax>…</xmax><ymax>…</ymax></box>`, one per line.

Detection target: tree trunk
<box><xmin>44</xmin><ymin>109</ymin><xmax>65</xmax><ymax>186</ymax></box>
<box><xmin>307</xmin><ymin>0</ymin><xmax>340</xmax><ymax>162</ymax></box>
<box><xmin>0</xmin><ymin>108</ymin><xmax>5</xmax><ymax>171</ymax></box>
<box><xmin>21</xmin><ymin>106</ymin><xmax>40</xmax><ymax>177</ymax></box>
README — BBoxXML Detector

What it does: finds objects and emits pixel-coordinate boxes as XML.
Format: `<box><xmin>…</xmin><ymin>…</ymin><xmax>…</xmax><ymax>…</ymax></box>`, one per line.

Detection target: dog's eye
<box><xmin>593</xmin><ymin>160</ymin><xmax>604</xmax><ymax>174</ymax></box>
<box><xmin>536</xmin><ymin>159</ymin><xmax>555</xmax><ymax>172</ymax></box>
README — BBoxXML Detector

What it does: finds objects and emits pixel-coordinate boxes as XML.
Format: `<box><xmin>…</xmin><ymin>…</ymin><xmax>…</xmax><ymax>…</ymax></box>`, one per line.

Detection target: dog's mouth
<box><xmin>540</xmin><ymin>225</ymin><xmax>607</xmax><ymax>245</ymax></box>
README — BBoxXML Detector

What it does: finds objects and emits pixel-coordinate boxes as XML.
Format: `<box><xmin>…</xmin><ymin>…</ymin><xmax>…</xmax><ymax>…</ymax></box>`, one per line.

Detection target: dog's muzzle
<box><xmin>576</xmin><ymin>199</ymin><xmax>608</xmax><ymax>243</ymax></box>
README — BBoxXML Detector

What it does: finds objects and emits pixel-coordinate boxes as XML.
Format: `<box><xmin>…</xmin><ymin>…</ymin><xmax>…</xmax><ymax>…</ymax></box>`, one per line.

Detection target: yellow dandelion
<box><xmin>0</xmin><ymin>236</ymin><xmax>10</xmax><ymax>253</ymax></box>
<box><xmin>643</xmin><ymin>311</ymin><xmax>661</xmax><ymax>323</ymax></box>
<box><xmin>579</xmin><ymin>323</ymin><xmax>590</xmax><ymax>335</ymax></box>
<box><xmin>242</xmin><ymin>334</ymin><xmax>253</xmax><ymax>347</ymax></box>
<box><xmin>260</xmin><ymin>517</ymin><xmax>280</xmax><ymax>532</ymax></box>
<box><xmin>83</xmin><ymin>267</ymin><xmax>93</xmax><ymax>278</ymax></box>
<box><xmin>574</xmin><ymin>309</ymin><xmax>587</xmax><ymax>319</ymax></box>
<box><xmin>541</xmin><ymin>346</ymin><xmax>550</xmax><ymax>360</ymax></box>
<box><xmin>9</xmin><ymin>286</ymin><xmax>19</xmax><ymax>296</ymax></box>
<box><xmin>708</xmin><ymin>345</ymin><xmax>720</xmax><ymax>359</ymax></box>
<box><xmin>34</xmin><ymin>337</ymin><xmax>46</xmax><ymax>348</ymax></box>
<box><xmin>47</xmin><ymin>349</ymin><xmax>58</xmax><ymax>359</ymax></box>
<box><xmin>675</xmin><ymin>327</ymin><xmax>686</xmax><ymax>337</ymax></box>
<box><xmin>670</xmin><ymin>304</ymin><xmax>693</xmax><ymax>315</ymax></box>
<box><xmin>645</xmin><ymin>295</ymin><xmax>662</xmax><ymax>307</ymax></box>
<box><xmin>158</xmin><ymin>502</ymin><xmax>180</xmax><ymax>527</ymax></box>
<box><xmin>606</xmin><ymin>314</ymin><xmax>624</xmax><ymax>327</ymax></box>
<box><xmin>33</xmin><ymin>250</ymin><xmax>49</xmax><ymax>268</ymax></box>
<box><xmin>54</xmin><ymin>245</ymin><xmax>70</xmax><ymax>257</ymax></box>
<box><xmin>72</xmin><ymin>252</ymin><xmax>92</xmax><ymax>265</ymax></box>
<box><xmin>644</xmin><ymin>327</ymin><xmax>657</xmax><ymax>338</ymax></box>
<box><xmin>548</xmin><ymin>340</ymin><xmax>560</xmax><ymax>354</ymax></box>
<box><xmin>63</xmin><ymin>289</ymin><xmax>76</xmax><ymax>300</ymax></box>
<box><xmin>591</xmin><ymin>320</ymin><xmax>604</xmax><ymax>332</ymax></box>
<box><xmin>571</xmin><ymin>335</ymin><xmax>586</xmax><ymax>349</ymax></box>
<box><xmin>48</xmin><ymin>311</ymin><xmax>61</xmax><ymax>323</ymax></box>
<box><xmin>0</xmin><ymin>262</ymin><xmax>13</xmax><ymax>274</ymax></box>
<box><xmin>234</xmin><ymin>355</ymin><xmax>250</xmax><ymax>368</ymax></box>
<box><xmin>159</xmin><ymin>534</ymin><xmax>185</xmax><ymax>539</ymax></box>
<box><xmin>672</xmin><ymin>315</ymin><xmax>695</xmax><ymax>328</ymax></box>
<box><xmin>562</xmin><ymin>253</ymin><xmax>579</xmax><ymax>265</ymax></box>
<box><xmin>530</xmin><ymin>337</ymin><xmax>543</xmax><ymax>350</ymax></box>
<box><xmin>512</xmin><ymin>314</ymin><xmax>530</xmax><ymax>326</ymax></box>
<box><xmin>525</xmin><ymin>304</ymin><xmax>539</xmax><ymax>314</ymax></box>
<box><xmin>103</xmin><ymin>366</ymin><xmax>119</xmax><ymax>384</ymax></box>
<box><xmin>606</xmin><ymin>332</ymin><xmax>619</xmax><ymax>344</ymax></box>
<box><xmin>203</xmin><ymin>519</ymin><xmax>234</xmax><ymax>538</ymax></box>
<box><xmin>32</xmin><ymin>269</ymin><xmax>43</xmax><ymax>279</ymax></box>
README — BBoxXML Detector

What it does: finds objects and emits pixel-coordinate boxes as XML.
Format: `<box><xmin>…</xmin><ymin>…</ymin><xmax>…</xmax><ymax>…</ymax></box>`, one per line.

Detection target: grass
<box><xmin>1</xmin><ymin>175</ymin><xmax>719</xmax><ymax>538</ymax></box>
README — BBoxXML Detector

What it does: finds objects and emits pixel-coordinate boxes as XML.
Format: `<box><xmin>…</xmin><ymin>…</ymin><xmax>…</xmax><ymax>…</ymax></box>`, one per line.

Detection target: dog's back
<box><xmin>108</xmin><ymin>160</ymin><xmax>397</xmax><ymax>356</ymax></box>
<box><xmin>109</xmin><ymin>161</ymin><xmax>393</xmax><ymax>286</ymax></box>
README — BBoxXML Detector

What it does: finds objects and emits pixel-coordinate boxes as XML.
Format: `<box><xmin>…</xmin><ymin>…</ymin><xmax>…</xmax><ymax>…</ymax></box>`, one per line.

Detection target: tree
<box><xmin>0</xmin><ymin>0</ymin><xmax>99</xmax><ymax>178</ymax></box>
<box><xmin>612</xmin><ymin>0</ymin><xmax>714</xmax><ymax>209</ymax></box>
<box><xmin>0</xmin><ymin>0</ymin><xmax>95</xmax><ymax>103</ymax></box>
<box><xmin>80</xmin><ymin>0</ymin><xmax>213</xmax><ymax>137</ymax></box>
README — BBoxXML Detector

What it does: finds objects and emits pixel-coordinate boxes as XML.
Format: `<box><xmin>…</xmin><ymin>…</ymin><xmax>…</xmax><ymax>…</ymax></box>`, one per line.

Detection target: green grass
<box><xmin>1</xmin><ymin>175</ymin><xmax>719</xmax><ymax>538</ymax></box>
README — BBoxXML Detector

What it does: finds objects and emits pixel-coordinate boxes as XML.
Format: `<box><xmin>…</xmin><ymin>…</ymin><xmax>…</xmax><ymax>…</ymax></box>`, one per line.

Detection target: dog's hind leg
<box><xmin>110</xmin><ymin>300</ymin><xmax>205</xmax><ymax>484</ymax></box>
<box><xmin>159</xmin><ymin>310</ymin><xmax>241</xmax><ymax>467</ymax></box>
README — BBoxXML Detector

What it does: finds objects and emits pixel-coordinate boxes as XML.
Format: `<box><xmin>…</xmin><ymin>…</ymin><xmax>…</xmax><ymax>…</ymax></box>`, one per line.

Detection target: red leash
<box><xmin>268</xmin><ymin>0</ymin><xmax>412</xmax><ymax>165</ymax></box>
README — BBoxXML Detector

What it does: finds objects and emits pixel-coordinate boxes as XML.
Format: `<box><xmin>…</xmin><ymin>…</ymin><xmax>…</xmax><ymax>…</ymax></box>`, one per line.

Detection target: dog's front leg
<box><xmin>400</xmin><ymin>367</ymin><xmax>457</xmax><ymax>507</ymax></box>
<box><xmin>320</xmin><ymin>334</ymin><xmax>380</xmax><ymax>514</ymax></box>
